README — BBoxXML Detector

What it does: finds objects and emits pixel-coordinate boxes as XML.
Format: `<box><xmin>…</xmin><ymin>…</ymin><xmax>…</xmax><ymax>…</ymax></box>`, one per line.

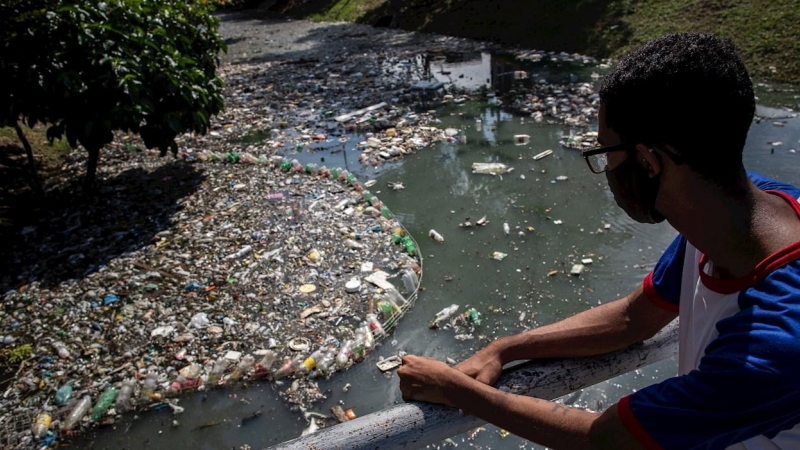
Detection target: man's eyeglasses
<box><xmin>581</xmin><ymin>143</ymin><xmax>684</xmax><ymax>174</ymax></box>
<box><xmin>581</xmin><ymin>143</ymin><xmax>632</xmax><ymax>174</ymax></box>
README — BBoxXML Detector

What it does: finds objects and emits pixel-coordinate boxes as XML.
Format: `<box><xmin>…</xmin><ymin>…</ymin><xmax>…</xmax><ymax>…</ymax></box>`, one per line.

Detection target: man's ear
<box><xmin>635</xmin><ymin>144</ymin><xmax>661</xmax><ymax>178</ymax></box>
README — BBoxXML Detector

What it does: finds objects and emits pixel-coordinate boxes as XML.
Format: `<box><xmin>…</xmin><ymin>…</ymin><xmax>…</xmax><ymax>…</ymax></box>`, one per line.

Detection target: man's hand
<box><xmin>454</xmin><ymin>344</ymin><xmax>504</xmax><ymax>386</ymax></box>
<box><xmin>398</xmin><ymin>355</ymin><xmax>459</xmax><ymax>407</ymax></box>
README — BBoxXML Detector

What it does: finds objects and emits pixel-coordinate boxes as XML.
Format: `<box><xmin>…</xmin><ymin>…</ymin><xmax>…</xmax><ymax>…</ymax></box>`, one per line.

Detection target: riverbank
<box><xmin>265</xmin><ymin>0</ymin><xmax>800</xmax><ymax>86</ymax></box>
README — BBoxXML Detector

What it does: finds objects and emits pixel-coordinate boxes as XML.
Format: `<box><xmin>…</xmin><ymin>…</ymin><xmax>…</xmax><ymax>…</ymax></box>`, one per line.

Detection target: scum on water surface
<box><xmin>0</xmin><ymin>16</ymin><xmax>614</xmax><ymax>448</ymax></box>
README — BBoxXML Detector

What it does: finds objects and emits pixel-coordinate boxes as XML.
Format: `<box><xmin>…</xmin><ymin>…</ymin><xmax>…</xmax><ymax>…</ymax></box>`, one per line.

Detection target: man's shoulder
<box><xmin>748</xmin><ymin>171</ymin><xmax>800</xmax><ymax>198</ymax></box>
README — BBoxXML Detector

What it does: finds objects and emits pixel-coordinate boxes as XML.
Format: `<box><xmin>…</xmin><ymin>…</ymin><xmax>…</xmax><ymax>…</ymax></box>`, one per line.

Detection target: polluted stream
<box><xmin>85</xmin><ymin>89</ymin><xmax>800</xmax><ymax>450</ymax></box>
<box><xmin>2</xmin><ymin>13</ymin><xmax>790</xmax><ymax>449</ymax></box>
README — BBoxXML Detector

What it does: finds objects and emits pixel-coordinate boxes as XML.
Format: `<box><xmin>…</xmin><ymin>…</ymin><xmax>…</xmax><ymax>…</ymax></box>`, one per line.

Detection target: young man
<box><xmin>398</xmin><ymin>33</ymin><xmax>800</xmax><ymax>449</ymax></box>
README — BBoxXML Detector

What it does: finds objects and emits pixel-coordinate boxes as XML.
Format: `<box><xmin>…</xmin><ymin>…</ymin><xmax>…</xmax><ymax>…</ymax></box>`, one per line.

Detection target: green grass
<box><xmin>306</xmin><ymin>0</ymin><xmax>385</xmax><ymax>22</ymax></box>
<box><xmin>595</xmin><ymin>0</ymin><xmax>800</xmax><ymax>83</ymax></box>
<box><xmin>0</xmin><ymin>125</ymin><xmax>72</xmax><ymax>178</ymax></box>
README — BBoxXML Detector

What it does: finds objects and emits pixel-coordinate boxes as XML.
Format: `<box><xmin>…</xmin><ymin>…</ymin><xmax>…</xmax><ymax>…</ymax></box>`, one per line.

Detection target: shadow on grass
<box><xmin>0</xmin><ymin>161</ymin><xmax>205</xmax><ymax>292</ymax></box>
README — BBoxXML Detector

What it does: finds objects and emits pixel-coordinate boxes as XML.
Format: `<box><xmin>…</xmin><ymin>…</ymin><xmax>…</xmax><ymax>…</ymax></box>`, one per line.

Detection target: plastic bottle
<box><xmin>63</xmin><ymin>396</ymin><xmax>91</xmax><ymax>430</ymax></box>
<box><xmin>432</xmin><ymin>304</ymin><xmax>460</xmax><ymax>325</ymax></box>
<box><xmin>319</xmin><ymin>166</ymin><xmax>330</xmax><ymax>178</ymax></box>
<box><xmin>254</xmin><ymin>350</ymin><xmax>277</xmax><ymax>379</ymax></box>
<box><xmin>335</xmin><ymin>340</ymin><xmax>353</xmax><ymax>369</ymax></box>
<box><xmin>466</xmin><ymin>307</ymin><xmax>482</xmax><ymax>325</ymax></box>
<box><xmin>293</xmin><ymin>160</ymin><xmax>305</xmax><ymax>173</ymax></box>
<box><xmin>377</xmin><ymin>300</ymin><xmax>393</xmax><ymax>320</ymax></box>
<box><xmin>273</xmin><ymin>359</ymin><xmax>294</xmax><ymax>380</ymax></box>
<box><xmin>206</xmin><ymin>357</ymin><xmax>230</xmax><ymax>386</ymax></box>
<box><xmin>346</xmin><ymin>173</ymin><xmax>356</xmax><ymax>185</ymax></box>
<box><xmin>353</xmin><ymin>329</ymin><xmax>366</xmax><ymax>361</ymax></box>
<box><xmin>338</xmin><ymin>169</ymin><xmax>349</xmax><ymax>183</ymax></box>
<box><xmin>387</xmin><ymin>292</ymin><xmax>405</xmax><ymax>314</ymax></box>
<box><xmin>52</xmin><ymin>341</ymin><xmax>70</xmax><ymax>359</ymax></box>
<box><xmin>32</xmin><ymin>413</ymin><xmax>51</xmax><ymax>439</ymax></box>
<box><xmin>115</xmin><ymin>379</ymin><xmax>135</xmax><ymax>413</ymax></box>
<box><xmin>300</xmin><ymin>349</ymin><xmax>326</xmax><ymax>374</ymax></box>
<box><xmin>363</xmin><ymin>191</ymin><xmax>373</xmax><ymax>204</ymax></box>
<box><xmin>171</xmin><ymin>363</ymin><xmax>202</xmax><ymax>391</ymax></box>
<box><xmin>54</xmin><ymin>382</ymin><xmax>73</xmax><ymax>406</ymax></box>
<box><xmin>362</xmin><ymin>322</ymin><xmax>376</xmax><ymax>348</ymax></box>
<box><xmin>280</xmin><ymin>159</ymin><xmax>292</xmax><ymax>172</ymax></box>
<box><xmin>316</xmin><ymin>349</ymin><xmax>337</xmax><ymax>376</ymax></box>
<box><xmin>90</xmin><ymin>386</ymin><xmax>118</xmax><ymax>421</ymax></box>
<box><xmin>402</xmin><ymin>236</ymin><xmax>417</xmax><ymax>256</ymax></box>
<box><xmin>230</xmin><ymin>355</ymin><xmax>255</xmax><ymax>381</ymax></box>
<box><xmin>241</xmin><ymin>153</ymin><xmax>258</xmax><ymax>164</ymax></box>
<box><xmin>384</xmin><ymin>286</ymin><xmax>406</xmax><ymax>306</ymax></box>
<box><xmin>330</xmin><ymin>167</ymin><xmax>340</xmax><ymax>179</ymax></box>
<box><xmin>140</xmin><ymin>371</ymin><xmax>158</xmax><ymax>400</ymax></box>
<box><xmin>274</xmin><ymin>355</ymin><xmax>304</xmax><ymax>380</ymax></box>
<box><xmin>366</xmin><ymin>315</ymin><xmax>383</xmax><ymax>338</ymax></box>
<box><xmin>380</xmin><ymin>205</ymin><xmax>392</xmax><ymax>219</ymax></box>
<box><xmin>402</xmin><ymin>269</ymin><xmax>417</xmax><ymax>294</ymax></box>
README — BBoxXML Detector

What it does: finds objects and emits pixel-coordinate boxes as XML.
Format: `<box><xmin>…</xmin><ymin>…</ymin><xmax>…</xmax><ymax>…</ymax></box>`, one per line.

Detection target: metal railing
<box><xmin>270</xmin><ymin>320</ymin><xmax>679</xmax><ymax>450</ymax></box>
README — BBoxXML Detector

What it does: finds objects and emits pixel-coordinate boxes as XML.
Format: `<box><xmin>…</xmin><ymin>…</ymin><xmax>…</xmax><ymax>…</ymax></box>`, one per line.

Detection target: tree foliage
<box><xmin>0</xmin><ymin>0</ymin><xmax>226</xmax><ymax>190</ymax></box>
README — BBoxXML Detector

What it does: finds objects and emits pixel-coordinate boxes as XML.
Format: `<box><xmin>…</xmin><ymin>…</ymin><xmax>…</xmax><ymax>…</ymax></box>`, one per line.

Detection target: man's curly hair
<box><xmin>599</xmin><ymin>33</ymin><xmax>755</xmax><ymax>185</ymax></box>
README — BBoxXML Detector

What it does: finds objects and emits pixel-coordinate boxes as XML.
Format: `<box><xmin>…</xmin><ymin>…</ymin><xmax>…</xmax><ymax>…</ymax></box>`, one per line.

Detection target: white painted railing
<box><xmin>270</xmin><ymin>320</ymin><xmax>679</xmax><ymax>450</ymax></box>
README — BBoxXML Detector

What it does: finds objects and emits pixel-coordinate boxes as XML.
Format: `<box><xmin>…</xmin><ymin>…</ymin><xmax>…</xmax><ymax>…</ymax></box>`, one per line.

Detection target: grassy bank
<box><xmin>268</xmin><ymin>0</ymin><xmax>800</xmax><ymax>84</ymax></box>
<box><xmin>0</xmin><ymin>126</ymin><xmax>71</xmax><ymax>225</ymax></box>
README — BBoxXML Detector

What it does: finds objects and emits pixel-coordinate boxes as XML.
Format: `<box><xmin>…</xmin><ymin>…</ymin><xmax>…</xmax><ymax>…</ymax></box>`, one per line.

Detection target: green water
<box><xmin>87</xmin><ymin>100</ymin><xmax>800</xmax><ymax>449</ymax></box>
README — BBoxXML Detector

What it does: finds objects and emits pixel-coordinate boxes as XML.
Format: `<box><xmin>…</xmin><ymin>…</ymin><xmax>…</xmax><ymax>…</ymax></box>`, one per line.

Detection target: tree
<box><xmin>0</xmin><ymin>0</ymin><xmax>226</xmax><ymax>193</ymax></box>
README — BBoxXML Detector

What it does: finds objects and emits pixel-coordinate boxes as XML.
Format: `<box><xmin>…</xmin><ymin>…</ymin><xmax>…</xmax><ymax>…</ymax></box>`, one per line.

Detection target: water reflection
<box><xmin>420</xmin><ymin>51</ymin><xmax>603</xmax><ymax>95</ymax></box>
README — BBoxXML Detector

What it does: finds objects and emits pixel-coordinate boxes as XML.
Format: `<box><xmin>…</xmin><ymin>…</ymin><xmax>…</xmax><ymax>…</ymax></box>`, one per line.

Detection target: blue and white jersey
<box><xmin>618</xmin><ymin>173</ymin><xmax>800</xmax><ymax>450</ymax></box>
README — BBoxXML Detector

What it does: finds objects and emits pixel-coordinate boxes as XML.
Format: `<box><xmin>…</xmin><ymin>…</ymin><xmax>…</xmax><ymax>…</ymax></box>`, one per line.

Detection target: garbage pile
<box><xmin>506</xmin><ymin>82</ymin><xmax>600</xmax><ymax>127</ymax></box>
<box><xmin>170</xmin><ymin>53</ymin><xmax>456</xmax><ymax>170</ymax></box>
<box><xmin>0</xmin><ymin>16</ymin><xmax>617</xmax><ymax>447</ymax></box>
<box><xmin>0</xmin><ymin>155</ymin><xmax>423</xmax><ymax>448</ymax></box>
<box><xmin>559</xmin><ymin>131</ymin><xmax>599</xmax><ymax>150</ymax></box>
<box><xmin>1</xmin><ymin>26</ymin><xmax>486</xmax><ymax>448</ymax></box>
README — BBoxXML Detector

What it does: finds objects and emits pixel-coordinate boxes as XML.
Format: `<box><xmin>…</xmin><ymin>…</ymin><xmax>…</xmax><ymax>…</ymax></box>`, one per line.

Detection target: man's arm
<box><xmin>457</xmin><ymin>285</ymin><xmax>677</xmax><ymax>384</ymax></box>
<box><xmin>399</xmin><ymin>357</ymin><xmax>644</xmax><ymax>450</ymax></box>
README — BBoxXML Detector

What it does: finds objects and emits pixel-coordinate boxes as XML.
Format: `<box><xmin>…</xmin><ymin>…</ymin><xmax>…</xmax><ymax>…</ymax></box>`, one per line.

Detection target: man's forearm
<box><xmin>492</xmin><ymin>291</ymin><xmax>647</xmax><ymax>363</ymax></box>
<box><xmin>448</xmin><ymin>370</ymin><xmax>600</xmax><ymax>449</ymax></box>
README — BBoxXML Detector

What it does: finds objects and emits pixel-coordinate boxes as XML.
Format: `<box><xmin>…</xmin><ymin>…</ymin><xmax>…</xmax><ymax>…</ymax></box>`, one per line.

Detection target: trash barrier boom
<box><xmin>271</xmin><ymin>320</ymin><xmax>679</xmax><ymax>450</ymax></box>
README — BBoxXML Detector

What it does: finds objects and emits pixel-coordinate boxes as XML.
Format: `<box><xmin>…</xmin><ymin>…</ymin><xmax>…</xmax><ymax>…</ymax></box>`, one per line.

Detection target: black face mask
<box><xmin>605</xmin><ymin>153</ymin><xmax>665</xmax><ymax>224</ymax></box>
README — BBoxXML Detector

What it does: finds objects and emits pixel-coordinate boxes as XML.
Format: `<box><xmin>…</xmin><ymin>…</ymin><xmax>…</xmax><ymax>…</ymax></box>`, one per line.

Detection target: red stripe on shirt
<box><xmin>698</xmin><ymin>191</ymin><xmax>800</xmax><ymax>295</ymax></box>
<box><xmin>643</xmin><ymin>272</ymin><xmax>679</xmax><ymax>312</ymax></box>
<box><xmin>618</xmin><ymin>395</ymin><xmax>664</xmax><ymax>450</ymax></box>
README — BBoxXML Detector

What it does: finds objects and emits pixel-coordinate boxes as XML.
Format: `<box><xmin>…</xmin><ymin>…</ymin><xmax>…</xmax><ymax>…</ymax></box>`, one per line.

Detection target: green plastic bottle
<box><xmin>391</xmin><ymin>233</ymin><xmax>403</xmax><ymax>245</ymax></box>
<box><xmin>54</xmin><ymin>382</ymin><xmax>74</xmax><ymax>406</ymax></box>
<box><xmin>346</xmin><ymin>173</ymin><xmax>356</xmax><ymax>186</ymax></box>
<box><xmin>330</xmin><ymin>167</ymin><xmax>339</xmax><ymax>179</ymax></box>
<box><xmin>403</xmin><ymin>236</ymin><xmax>417</xmax><ymax>256</ymax></box>
<box><xmin>380</xmin><ymin>205</ymin><xmax>392</xmax><ymax>219</ymax></box>
<box><xmin>466</xmin><ymin>308</ymin><xmax>482</xmax><ymax>325</ymax></box>
<box><xmin>364</xmin><ymin>191</ymin><xmax>373</xmax><ymax>204</ymax></box>
<box><xmin>90</xmin><ymin>387</ymin><xmax>118</xmax><ymax>422</ymax></box>
<box><xmin>280</xmin><ymin>159</ymin><xmax>292</xmax><ymax>172</ymax></box>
